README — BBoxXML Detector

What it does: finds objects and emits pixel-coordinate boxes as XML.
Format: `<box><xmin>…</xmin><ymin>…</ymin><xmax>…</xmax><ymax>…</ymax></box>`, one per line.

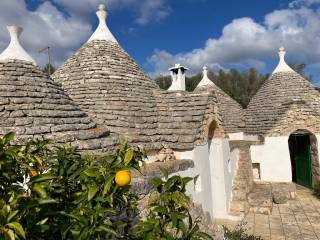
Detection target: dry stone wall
<box><xmin>0</xmin><ymin>60</ymin><xmax>116</xmax><ymax>151</ymax></box>
<box><xmin>53</xmin><ymin>40</ymin><xmax>226</xmax><ymax>152</ymax></box>
<box><xmin>228</xmin><ymin>141</ymin><xmax>254</xmax><ymax>217</ymax></box>
<box><xmin>268</xmin><ymin>105</ymin><xmax>320</xmax><ymax>137</ymax></box>
<box><xmin>246</xmin><ymin>72</ymin><xmax>320</xmax><ymax>136</ymax></box>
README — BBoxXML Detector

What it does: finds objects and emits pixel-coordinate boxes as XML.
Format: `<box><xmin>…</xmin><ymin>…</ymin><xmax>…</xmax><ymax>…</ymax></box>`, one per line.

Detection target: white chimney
<box><xmin>168</xmin><ymin>63</ymin><xmax>189</xmax><ymax>91</ymax></box>
<box><xmin>0</xmin><ymin>26</ymin><xmax>36</xmax><ymax>64</ymax></box>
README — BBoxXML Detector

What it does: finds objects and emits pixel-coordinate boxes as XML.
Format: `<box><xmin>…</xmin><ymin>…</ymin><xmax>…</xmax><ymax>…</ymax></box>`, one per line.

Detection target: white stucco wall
<box><xmin>251</xmin><ymin>136</ymin><xmax>292</xmax><ymax>182</ymax></box>
<box><xmin>173</xmin><ymin>139</ymin><xmax>238</xmax><ymax>219</ymax></box>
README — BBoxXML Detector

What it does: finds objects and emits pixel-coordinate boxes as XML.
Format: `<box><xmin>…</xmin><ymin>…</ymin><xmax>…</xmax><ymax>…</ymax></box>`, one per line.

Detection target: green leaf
<box><xmin>36</xmin><ymin>218</ymin><xmax>49</xmax><ymax>225</ymax></box>
<box><xmin>4</xmin><ymin>229</ymin><xmax>15</xmax><ymax>240</ymax></box>
<box><xmin>6</xmin><ymin>222</ymin><xmax>25</xmax><ymax>239</ymax></box>
<box><xmin>7</xmin><ymin>210</ymin><xmax>19</xmax><ymax>223</ymax></box>
<box><xmin>151</xmin><ymin>177</ymin><xmax>163</xmax><ymax>189</ymax></box>
<box><xmin>102</xmin><ymin>175</ymin><xmax>115</xmax><ymax>195</ymax></box>
<box><xmin>153</xmin><ymin>206</ymin><xmax>168</xmax><ymax>214</ymax></box>
<box><xmin>37</xmin><ymin>199</ymin><xmax>57</xmax><ymax>205</ymax></box>
<box><xmin>3</xmin><ymin>132</ymin><xmax>15</xmax><ymax>145</ymax></box>
<box><xmin>88</xmin><ymin>184</ymin><xmax>99</xmax><ymax>201</ymax></box>
<box><xmin>84</xmin><ymin>168</ymin><xmax>100</xmax><ymax>177</ymax></box>
<box><xmin>33</xmin><ymin>184</ymin><xmax>47</xmax><ymax>198</ymax></box>
<box><xmin>96</xmin><ymin>225</ymin><xmax>117</xmax><ymax>235</ymax></box>
<box><xmin>59</xmin><ymin>212</ymin><xmax>88</xmax><ymax>225</ymax></box>
<box><xmin>124</xmin><ymin>149</ymin><xmax>133</xmax><ymax>165</ymax></box>
<box><xmin>30</xmin><ymin>173</ymin><xmax>56</xmax><ymax>183</ymax></box>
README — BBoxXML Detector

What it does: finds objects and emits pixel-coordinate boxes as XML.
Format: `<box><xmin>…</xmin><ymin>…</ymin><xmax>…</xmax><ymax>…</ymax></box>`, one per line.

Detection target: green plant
<box><xmin>0</xmin><ymin>133</ymin><xmax>215</xmax><ymax>239</ymax></box>
<box><xmin>0</xmin><ymin>134</ymin><xmax>145</xmax><ymax>239</ymax></box>
<box><xmin>223</xmin><ymin>223</ymin><xmax>263</xmax><ymax>240</ymax></box>
<box><xmin>131</xmin><ymin>169</ymin><xmax>213</xmax><ymax>240</ymax></box>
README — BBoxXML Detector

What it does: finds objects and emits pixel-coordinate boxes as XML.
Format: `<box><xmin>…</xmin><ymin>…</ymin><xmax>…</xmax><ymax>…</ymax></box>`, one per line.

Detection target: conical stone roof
<box><xmin>52</xmin><ymin>5</ymin><xmax>162</xmax><ymax>147</ymax></box>
<box><xmin>53</xmin><ymin>5</ymin><xmax>229</xmax><ymax>151</ymax></box>
<box><xmin>0</xmin><ymin>60</ymin><xmax>116</xmax><ymax>151</ymax></box>
<box><xmin>195</xmin><ymin>67</ymin><xmax>245</xmax><ymax>134</ymax></box>
<box><xmin>0</xmin><ymin>25</ymin><xmax>116</xmax><ymax>151</ymax></box>
<box><xmin>246</xmin><ymin>48</ymin><xmax>320</xmax><ymax>136</ymax></box>
<box><xmin>245</xmin><ymin>71</ymin><xmax>320</xmax><ymax>136</ymax></box>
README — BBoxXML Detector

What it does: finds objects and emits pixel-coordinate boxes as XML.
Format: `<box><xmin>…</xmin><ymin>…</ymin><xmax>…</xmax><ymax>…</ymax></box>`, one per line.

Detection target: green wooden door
<box><xmin>292</xmin><ymin>135</ymin><xmax>312</xmax><ymax>188</ymax></box>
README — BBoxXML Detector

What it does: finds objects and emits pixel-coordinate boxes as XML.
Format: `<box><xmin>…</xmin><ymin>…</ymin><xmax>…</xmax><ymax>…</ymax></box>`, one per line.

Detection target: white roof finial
<box><xmin>87</xmin><ymin>4</ymin><xmax>118</xmax><ymax>43</ymax></box>
<box><xmin>272</xmin><ymin>47</ymin><xmax>295</xmax><ymax>74</ymax></box>
<box><xmin>196</xmin><ymin>66</ymin><xmax>215</xmax><ymax>88</ymax></box>
<box><xmin>0</xmin><ymin>26</ymin><xmax>36</xmax><ymax>64</ymax></box>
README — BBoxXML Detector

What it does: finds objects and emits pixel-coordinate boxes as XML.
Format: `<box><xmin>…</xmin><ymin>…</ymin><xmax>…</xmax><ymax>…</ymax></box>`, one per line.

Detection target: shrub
<box><xmin>0</xmin><ymin>133</ymin><xmax>145</xmax><ymax>239</ymax></box>
<box><xmin>130</xmin><ymin>169</ymin><xmax>213</xmax><ymax>239</ymax></box>
<box><xmin>0</xmin><ymin>133</ymin><xmax>213</xmax><ymax>240</ymax></box>
<box><xmin>223</xmin><ymin>223</ymin><xmax>263</xmax><ymax>240</ymax></box>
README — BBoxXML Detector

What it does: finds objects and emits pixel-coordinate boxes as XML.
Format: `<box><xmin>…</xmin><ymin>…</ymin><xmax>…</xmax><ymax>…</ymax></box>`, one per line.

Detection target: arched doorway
<box><xmin>288</xmin><ymin>130</ymin><xmax>319</xmax><ymax>189</ymax></box>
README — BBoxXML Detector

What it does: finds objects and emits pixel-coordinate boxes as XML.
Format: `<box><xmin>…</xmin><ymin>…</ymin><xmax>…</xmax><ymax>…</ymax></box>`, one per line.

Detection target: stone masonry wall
<box><xmin>228</xmin><ymin>141</ymin><xmax>254</xmax><ymax>217</ymax></box>
<box><xmin>268</xmin><ymin>105</ymin><xmax>320</xmax><ymax>137</ymax></box>
<box><xmin>310</xmin><ymin>134</ymin><xmax>320</xmax><ymax>186</ymax></box>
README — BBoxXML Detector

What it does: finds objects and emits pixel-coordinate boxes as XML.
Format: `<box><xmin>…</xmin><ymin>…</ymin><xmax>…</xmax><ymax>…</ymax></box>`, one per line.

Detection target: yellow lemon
<box><xmin>115</xmin><ymin>170</ymin><xmax>131</xmax><ymax>187</ymax></box>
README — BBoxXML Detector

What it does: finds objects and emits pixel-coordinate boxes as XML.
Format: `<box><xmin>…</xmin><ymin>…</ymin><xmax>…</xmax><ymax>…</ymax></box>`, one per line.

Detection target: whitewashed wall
<box><xmin>175</xmin><ymin>138</ymin><xmax>238</xmax><ymax>219</ymax></box>
<box><xmin>251</xmin><ymin>136</ymin><xmax>292</xmax><ymax>182</ymax></box>
<box><xmin>251</xmin><ymin>135</ymin><xmax>320</xmax><ymax>183</ymax></box>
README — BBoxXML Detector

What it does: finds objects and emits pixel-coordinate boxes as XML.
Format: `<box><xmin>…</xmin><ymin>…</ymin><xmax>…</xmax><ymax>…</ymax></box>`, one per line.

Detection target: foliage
<box><xmin>313</xmin><ymin>183</ymin><xmax>320</xmax><ymax>199</ymax></box>
<box><xmin>154</xmin><ymin>68</ymin><xmax>268</xmax><ymax>108</ymax></box>
<box><xmin>43</xmin><ymin>64</ymin><xmax>55</xmax><ymax>75</ymax></box>
<box><xmin>0</xmin><ymin>133</ymin><xmax>214</xmax><ymax>240</ymax></box>
<box><xmin>131</xmin><ymin>169</ymin><xmax>213</xmax><ymax>240</ymax></box>
<box><xmin>0</xmin><ymin>133</ymin><xmax>145</xmax><ymax>239</ymax></box>
<box><xmin>288</xmin><ymin>63</ymin><xmax>312</xmax><ymax>81</ymax></box>
<box><xmin>223</xmin><ymin>224</ymin><xmax>263</xmax><ymax>240</ymax></box>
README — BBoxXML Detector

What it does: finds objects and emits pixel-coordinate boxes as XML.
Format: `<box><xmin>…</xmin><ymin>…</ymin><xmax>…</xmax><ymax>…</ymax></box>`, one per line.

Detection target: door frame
<box><xmin>288</xmin><ymin>131</ymin><xmax>313</xmax><ymax>189</ymax></box>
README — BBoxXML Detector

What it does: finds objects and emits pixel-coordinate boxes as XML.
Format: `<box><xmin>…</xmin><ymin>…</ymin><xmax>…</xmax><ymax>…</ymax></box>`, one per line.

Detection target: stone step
<box><xmin>247</xmin><ymin>188</ymin><xmax>273</xmax><ymax>215</ymax></box>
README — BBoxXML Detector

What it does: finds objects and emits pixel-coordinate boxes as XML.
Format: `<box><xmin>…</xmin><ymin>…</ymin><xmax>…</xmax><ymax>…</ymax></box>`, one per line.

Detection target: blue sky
<box><xmin>1</xmin><ymin>0</ymin><xmax>320</xmax><ymax>83</ymax></box>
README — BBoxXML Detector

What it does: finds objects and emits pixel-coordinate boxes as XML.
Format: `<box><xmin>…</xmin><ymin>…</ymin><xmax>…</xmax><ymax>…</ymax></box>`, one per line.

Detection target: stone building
<box><xmin>1</xmin><ymin>3</ymin><xmax>320</xmax><ymax>222</ymax></box>
<box><xmin>246</xmin><ymin>47</ymin><xmax>320</xmax><ymax>189</ymax></box>
<box><xmin>52</xmin><ymin>4</ymin><xmax>252</xmax><ymax>219</ymax></box>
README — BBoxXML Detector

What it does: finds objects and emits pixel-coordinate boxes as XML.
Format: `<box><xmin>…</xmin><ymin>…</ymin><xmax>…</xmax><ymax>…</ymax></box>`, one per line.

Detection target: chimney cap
<box><xmin>168</xmin><ymin>63</ymin><xmax>189</xmax><ymax>71</ymax></box>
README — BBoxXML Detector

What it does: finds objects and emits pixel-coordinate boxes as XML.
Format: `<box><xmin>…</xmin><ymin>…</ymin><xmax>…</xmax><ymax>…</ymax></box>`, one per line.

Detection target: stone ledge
<box><xmin>131</xmin><ymin>159</ymin><xmax>194</xmax><ymax>195</ymax></box>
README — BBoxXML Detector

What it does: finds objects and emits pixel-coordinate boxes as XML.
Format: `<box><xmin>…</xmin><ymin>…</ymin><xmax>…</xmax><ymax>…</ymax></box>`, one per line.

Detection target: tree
<box><xmin>43</xmin><ymin>64</ymin><xmax>56</xmax><ymax>75</ymax></box>
<box><xmin>288</xmin><ymin>63</ymin><xmax>312</xmax><ymax>82</ymax></box>
<box><xmin>154</xmin><ymin>75</ymin><xmax>171</xmax><ymax>90</ymax></box>
<box><xmin>154</xmin><ymin>68</ymin><xmax>268</xmax><ymax>108</ymax></box>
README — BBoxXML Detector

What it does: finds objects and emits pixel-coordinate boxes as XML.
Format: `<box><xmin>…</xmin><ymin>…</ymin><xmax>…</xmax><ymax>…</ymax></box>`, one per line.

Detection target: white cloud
<box><xmin>52</xmin><ymin>0</ymin><xmax>170</xmax><ymax>25</ymax></box>
<box><xmin>0</xmin><ymin>0</ymin><xmax>171</xmax><ymax>68</ymax></box>
<box><xmin>289</xmin><ymin>0</ymin><xmax>320</xmax><ymax>7</ymax></box>
<box><xmin>148</xmin><ymin>1</ymin><xmax>320</xmax><ymax>76</ymax></box>
<box><xmin>0</xmin><ymin>0</ymin><xmax>92</xmax><ymax>67</ymax></box>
